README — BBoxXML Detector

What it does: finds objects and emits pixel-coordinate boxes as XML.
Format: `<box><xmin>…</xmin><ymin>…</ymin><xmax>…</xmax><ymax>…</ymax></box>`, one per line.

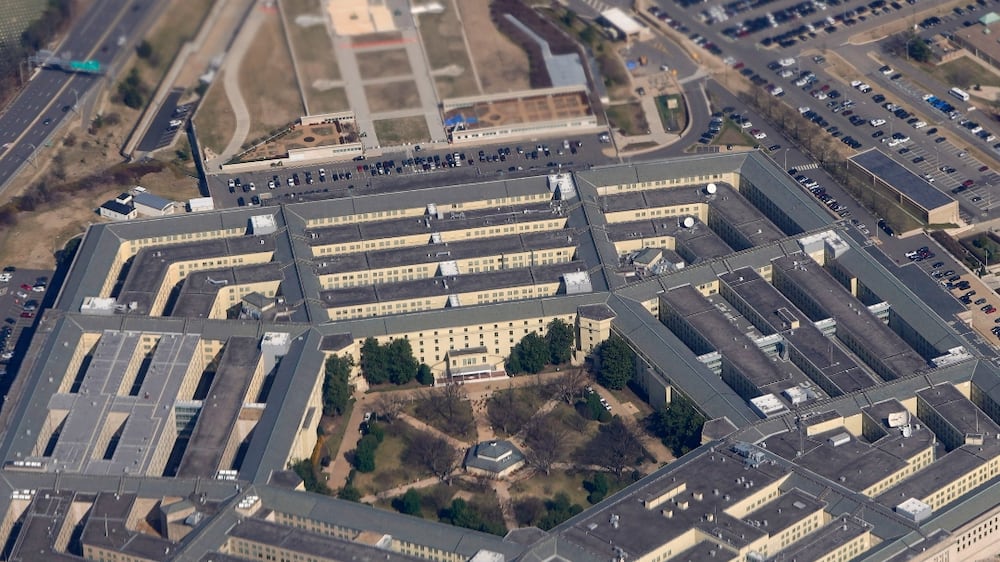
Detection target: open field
<box><xmin>0</xmin><ymin>161</ymin><xmax>199</xmax><ymax>269</ymax></box>
<box><xmin>930</xmin><ymin>56</ymin><xmax>1000</xmax><ymax>92</ymax></box>
<box><xmin>365</xmin><ymin>81</ymin><xmax>421</xmax><ymax>113</ymax></box>
<box><xmin>239</xmin><ymin>13</ymin><xmax>304</xmax><ymax>145</ymax></box>
<box><xmin>509</xmin><ymin>470</ymin><xmax>588</xmax><ymax>507</ymax></box>
<box><xmin>305</xmin><ymin>87</ymin><xmax>350</xmax><ymax>114</ymax></box>
<box><xmin>456</xmin><ymin>0</ymin><xmax>530</xmax><ymax>94</ymax></box>
<box><xmin>282</xmin><ymin>0</ymin><xmax>343</xmax><ymax>114</ymax></box>
<box><xmin>193</xmin><ymin>74</ymin><xmax>236</xmax><ymax>157</ymax></box>
<box><xmin>374</xmin><ymin>117</ymin><xmax>431</xmax><ymax>145</ymax></box>
<box><xmin>351</xmin><ymin>427</ymin><xmax>428</xmax><ymax>495</ymax></box>
<box><xmin>606</xmin><ymin>102</ymin><xmax>649</xmax><ymax>136</ymax></box>
<box><xmin>138</xmin><ymin>0</ymin><xmax>214</xmax><ymax>81</ymax></box>
<box><xmin>417</xmin><ymin>4</ymin><xmax>480</xmax><ymax>99</ymax></box>
<box><xmin>357</xmin><ymin>49</ymin><xmax>412</xmax><ymax>80</ymax></box>
<box><xmin>655</xmin><ymin>94</ymin><xmax>687</xmax><ymax>133</ymax></box>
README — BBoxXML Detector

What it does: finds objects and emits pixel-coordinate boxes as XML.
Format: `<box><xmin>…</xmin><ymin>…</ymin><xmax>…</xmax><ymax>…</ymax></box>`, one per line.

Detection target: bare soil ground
<box><xmin>374</xmin><ymin>117</ymin><xmax>431</xmax><ymax>145</ymax></box>
<box><xmin>307</xmin><ymin>87</ymin><xmax>350</xmax><ymax>114</ymax></box>
<box><xmin>239</xmin><ymin>12</ymin><xmax>304</xmax><ymax>144</ymax></box>
<box><xmin>193</xmin><ymin>73</ymin><xmax>237</xmax><ymax>157</ymax></box>
<box><xmin>282</xmin><ymin>0</ymin><xmax>343</xmax><ymax>114</ymax></box>
<box><xmin>173</xmin><ymin>0</ymin><xmax>256</xmax><ymax>91</ymax></box>
<box><xmin>416</xmin><ymin>3</ymin><xmax>480</xmax><ymax>99</ymax></box>
<box><xmin>357</xmin><ymin>49</ymin><xmax>412</xmax><ymax>80</ymax></box>
<box><xmin>455</xmin><ymin>0</ymin><xmax>530</xmax><ymax>94</ymax></box>
<box><xmin>132</xmin><ymin>0</ymin><xmax>214</xmax><ymax>88</ymax></box>
<box><xmin>365</xmin><ymin>81</ymin><xmax>421</xmax><ymax>113</ymax></box>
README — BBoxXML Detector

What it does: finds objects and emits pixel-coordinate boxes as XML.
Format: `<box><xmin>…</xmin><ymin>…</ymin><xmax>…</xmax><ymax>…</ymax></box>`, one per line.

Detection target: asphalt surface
<box><xmin>136</xmin><ymin>88</ymin><xmax>186</xmax><ymax>152</ymax></box>
<box><xmin>208</xmin><ymin>138</ymin><xmax>620</xmax><ymax>209</ymax></box>
<box><xmin>0</xmin><ymin>0</ymin><xmax>161</xmax><ymax>191</ymax></box>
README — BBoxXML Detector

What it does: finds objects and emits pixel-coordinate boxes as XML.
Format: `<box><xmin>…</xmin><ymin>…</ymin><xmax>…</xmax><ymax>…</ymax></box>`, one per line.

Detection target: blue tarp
<box><xmin>444</xmin><ymin>114</ymin><xmax>478</xmax><ymax>126</ymax></box>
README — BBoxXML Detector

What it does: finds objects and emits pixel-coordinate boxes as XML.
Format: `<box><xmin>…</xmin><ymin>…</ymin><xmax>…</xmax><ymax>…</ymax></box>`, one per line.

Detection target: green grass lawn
<box><xmin>509</xmin><ymin>470</ymin><xmax>589</xmax><ymax>507</ymax></box>
<box><xmin>351</xmin><ymin>424</ymin><xmax>429</xmax><ymax>495</ymax></box>
<box><xmin>655</xmin><ymin>95</ymin><xmax>687</xmax><ymax>133</ymax></box>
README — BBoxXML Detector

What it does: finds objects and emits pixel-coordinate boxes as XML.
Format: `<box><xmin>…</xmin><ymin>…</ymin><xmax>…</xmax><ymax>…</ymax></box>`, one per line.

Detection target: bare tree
<box><xmin>486</xmin><ymin>385</ymin><xmax>535</xmax><ymax>436</ymax></box>
<box><xmin>373</xmin><ymin>392</ymin><xmax>407</xmax><ymax>422</ymax></box>
<box><xmin>405</xmin><ymin>430</ymin><xmax>461</xmax><ymax>484</ymax></box>
<box><xmin>578</xmin><ymin>417</ymin><xmax>646</xmax><ymax>479</ymax></box>
<box><xmin>523</xmin><ymin>413</ymin><xmax>569</xmax><ymax>475</ymax></box>
<box><xmin>551</xmin><ymin>368</ymin><xmax>587</xmax><ymax>404</ymax></box>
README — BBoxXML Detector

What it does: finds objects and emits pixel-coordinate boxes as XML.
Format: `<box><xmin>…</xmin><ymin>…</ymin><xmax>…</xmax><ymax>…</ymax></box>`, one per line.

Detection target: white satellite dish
<box><xmin>706</xmin><ymin>183</ymin><xmax>718</xmax><ymax>194</ymax></box>
<box><xmin>682</xmin><ymin>216</ymin><xmax>695</xmax><ymax>228</ymax></box>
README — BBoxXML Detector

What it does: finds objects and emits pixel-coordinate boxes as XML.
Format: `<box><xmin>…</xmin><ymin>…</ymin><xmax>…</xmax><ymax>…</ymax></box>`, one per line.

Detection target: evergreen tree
<box><xmin>546</xmin><ymin>318</ymin><xmax>575</xmax><ymax>365</ymax></box>
<box><xmin>596</xmin><ymin>335</ymin><xmax>634</xmax><ymax>390</ymax></box>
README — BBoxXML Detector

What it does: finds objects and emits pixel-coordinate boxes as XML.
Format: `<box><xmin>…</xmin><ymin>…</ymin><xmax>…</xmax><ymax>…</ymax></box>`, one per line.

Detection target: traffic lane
<box><xmin>0</xmin><ymin>0</ymin><xmax>156</xmax><ymax>184</ymax></box>
<box><xmin>207</xmin><ymin>138</ymin><xmax>616</xmax><ymax>208</ymax></box>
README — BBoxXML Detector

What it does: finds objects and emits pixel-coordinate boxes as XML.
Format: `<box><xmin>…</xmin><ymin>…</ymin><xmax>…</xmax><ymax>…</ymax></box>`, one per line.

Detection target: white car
<box><xmin>912</xmin><ymin>121</ymin><xmax>927</xmax><ymax>129</ymax></box>
<box><xmin>798</xmin><ymin>106</ymin><xmax>810</xmax><ymax>114</ymax></box>
<box><xmin>850</xmin><ymin>80</ymin><xmax>863</xmax><ymax>88</ymax></box>
<box><xmin>752</xmin><ymin>129</ymin><xmax>767</xmax><ymax>139</ymax></box>
<box><xmin>780</xmin><ymin>69</ymin><xmax>794</xmax><ymax>78</ymax></box>
<box><xmin>770</xmin><ymin>86</ymin><xmax>784</xmax><ymax>96</ymax></box>
<box><xmin>31</xmin><ymin>285</ymin><xmax>44</xmax><ymax>293</ymax></box>
<box><xmin>870</xmin><ymin>118</ymin><xmax>886</xmax><ymax>127</ymax></box>
<box><xmin>0</xmin><ymin>273</ymin><xmax>10</xmax><ymax>283</ymax></box>
<box><xmin>740</xmin><ymin>120</ymin><xmax>753</xmax><ymax>129</ymax></box>
<box><xmin>779</xmin><ymin>58</ymin><xmax>795</xmax><ymax>67</ymax></box>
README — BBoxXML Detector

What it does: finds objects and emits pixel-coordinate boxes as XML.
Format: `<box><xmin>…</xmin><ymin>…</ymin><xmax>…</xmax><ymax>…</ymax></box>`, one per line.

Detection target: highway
<box><xmin>0</xmin><ymin>0</ymin><xmax>160</xmax><ymax>192</ymax></box>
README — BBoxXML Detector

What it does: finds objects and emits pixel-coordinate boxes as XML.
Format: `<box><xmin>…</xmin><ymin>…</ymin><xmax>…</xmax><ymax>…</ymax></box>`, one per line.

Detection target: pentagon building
<box><xmin>0</xmin><ymin>152</ymin><xmax>998</xmax><ymax>561</ymax></box>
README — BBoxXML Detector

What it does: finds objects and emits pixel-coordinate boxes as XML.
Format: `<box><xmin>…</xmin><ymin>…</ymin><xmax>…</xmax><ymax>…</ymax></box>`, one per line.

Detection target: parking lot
<box><xmin>0</xmin><ymin>267</ymin><xmax>51</xmax><ymax>373</ymax></box>
<box><xmin>207</xmin><ymin>136</ymin><xmax>613</xmax><ymax>208</ymax></box>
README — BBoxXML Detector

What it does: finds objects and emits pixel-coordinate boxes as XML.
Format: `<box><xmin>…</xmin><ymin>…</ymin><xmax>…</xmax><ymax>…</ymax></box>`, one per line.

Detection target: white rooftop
<box><xmin>602</xmin><ymin>7</ymin><xmax>645</xmax><ymax>34</ymax></box>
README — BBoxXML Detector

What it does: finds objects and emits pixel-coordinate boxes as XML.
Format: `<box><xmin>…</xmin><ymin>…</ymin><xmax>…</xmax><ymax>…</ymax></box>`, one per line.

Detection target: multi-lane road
<box><xmin>0</xmin><ymin>0</ymin><xmax>161</xmax><ymax>192</ymax></box>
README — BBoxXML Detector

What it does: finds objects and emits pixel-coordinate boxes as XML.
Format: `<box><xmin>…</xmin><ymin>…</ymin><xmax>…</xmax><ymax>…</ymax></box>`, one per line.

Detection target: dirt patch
<box><xmin>193</xmin><ymin>72</ymin><xmax>236</xmax><ymax>157</ymax></box>
<box><xmin>137</xmin><ymin>0</ymin><xmax>214</xmax><ymax>84</ymax></box>
<box><xmin>417</xmin><ymin>2</ymin><xmax>480</xmax><ymax>98</ymax></box>
<box><xmin>357</xmin><ymin>49</ymin><xmax>412</xmax><ymax>80</ymax></box>
<box><xmin>374</xmin><ymin>117</ymin><xmax>431</xmax><ymax>145</ymax></box>
<box><xmin>307</xmin><ymin>86</ymin><xmax>350</xmax><ymax>113</ymax></box>
<box><xmin>456</xmin><ymin>0</ymin><xmax>530</xmax><ymax>94</ymax></box>
<box><xmin>606</xmin><ymin>102</ymin><xmax>648</xmax><ymax>136</ymax></box>
<box><xmin>365</xmin><ymin>81</ymin><xmax>421</xmax><ymax>113</ymax></box>
<box><xmin>239</xmin><ymin>12</ymin><xmax>305</xmax><ymax>145</ymax></box>
<box><xmin>283</xmin><ymin>0</ymin><xmax>343</xmax><ymax>113</ymax></box>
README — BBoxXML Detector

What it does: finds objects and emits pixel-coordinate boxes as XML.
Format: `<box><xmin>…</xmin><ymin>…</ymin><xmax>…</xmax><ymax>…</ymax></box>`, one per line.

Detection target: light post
<box><xmin>26</xmin><ymin>143</ymin><xmax>37</xmax><ymax>168</ymax></box>
<box><xmin>71</xmin><ymin>88</ymin><xmax>79</xmax><ymax>111</ymax></box>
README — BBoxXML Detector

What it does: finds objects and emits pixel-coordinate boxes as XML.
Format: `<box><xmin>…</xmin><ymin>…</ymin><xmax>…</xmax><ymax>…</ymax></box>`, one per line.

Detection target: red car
<box><xmin>20</xmin><ymin>284</ymin><xmax>30</xmax><ymax>292</ymax></box>
<box><xmin>979</xmin><ymin>165</ymin><xmax>989</xmax><ymax>172</ymax></box>
<box><xmin>19</xmin><ymin>312</ymin><xmax>34</xmax><ymax>319</ymax></box>
<box><xmin>963</xmin><ymin>179</ymin><xmax>975</xmax><ymax>187</ymax></box>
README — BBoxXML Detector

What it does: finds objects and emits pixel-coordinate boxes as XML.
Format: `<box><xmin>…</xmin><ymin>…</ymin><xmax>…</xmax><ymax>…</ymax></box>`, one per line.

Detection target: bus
<box><xmin>949</xmin><ymin>87</ymin><xmax>970</xmax><ymax>102</ymax></box>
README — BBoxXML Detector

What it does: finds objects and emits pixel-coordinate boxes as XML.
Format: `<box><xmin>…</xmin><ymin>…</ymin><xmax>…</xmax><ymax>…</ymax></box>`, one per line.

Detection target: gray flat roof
<box><xmin>661</xmin><ymin>285</ymin><xmax>804</xmax><ymax>394</ymax></box>
<box><xmin>877</xmin><ymin>447</ymin><xmax>986</xmax><ymax>508</ymax></box>
<box><xmin>319</xmin><ymin>261</ymin><xmax>587</xmax><ymax>308</ymax></box>
<box><xmin>172</xmin><ymin>263</ymin><xmax>283</xmax><ymax>318</ymax></box>
<box><xmin>556</xmin><ymin>445</ymin><xmax>787</xmax><ymax>559</ymax></box>
<box><xmin>850</xmin><ymin>149</ymin><xmax>955</xmax><ymax>210</ymax></box>
<box><xmin>720</xmin><ymin>268</ymin><xmax>878</xmax><ymax>395</ymax></box>
<box><xmin>231</xmin><ymin>518</ymin><xmax>425</xmax><ymax>561</ymax></box>
<box><xmin>917</xmin><ymin>385</ymin><xmax>1000</xmax><ymax>445</ymax></box>
<box><xmin>177</xmin><ymin>336</ymin><xmax>261</xmax><ymax>478</ymax></box>
<box><xmin>606</xmin><ymin>217</ymin><xmax>736</xmax><ymax>262</ymax></box>
<box><xmin>8</xmin><ymin>489</ymin><xmax>82</xmax><ymax>561</ymax></box>
<box><xmin>82</xmin><ymin>492</ymin><xmax>173</xmax><ymax>561</ymax></box>
<box><xmin>774</xmin><ymin>515</ymin><xmax>871</xmax><ymax>562</ymax></box>
<box><xmin>315</xmin><ymin>229</ymin><xmax>579</xmax><ymax>276</ymax></box>
<box><xmin>117</xmin><ymin>235</ymin><xmax>277</xmax><ymax>316</ymax></box>
<box><xmin>305</xmin><ymin>200</ymin><xmax>565</xmax><ymax>246</ymax></box>
<box><xmin>772</xmin><ymin>255</ymin><xmax>927</xmax><ymax>380</ymax></box>
<box><xmin>763</xmin><ymin>427</ymin><xmax>914</xmax><ymax>493</ymax></box>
